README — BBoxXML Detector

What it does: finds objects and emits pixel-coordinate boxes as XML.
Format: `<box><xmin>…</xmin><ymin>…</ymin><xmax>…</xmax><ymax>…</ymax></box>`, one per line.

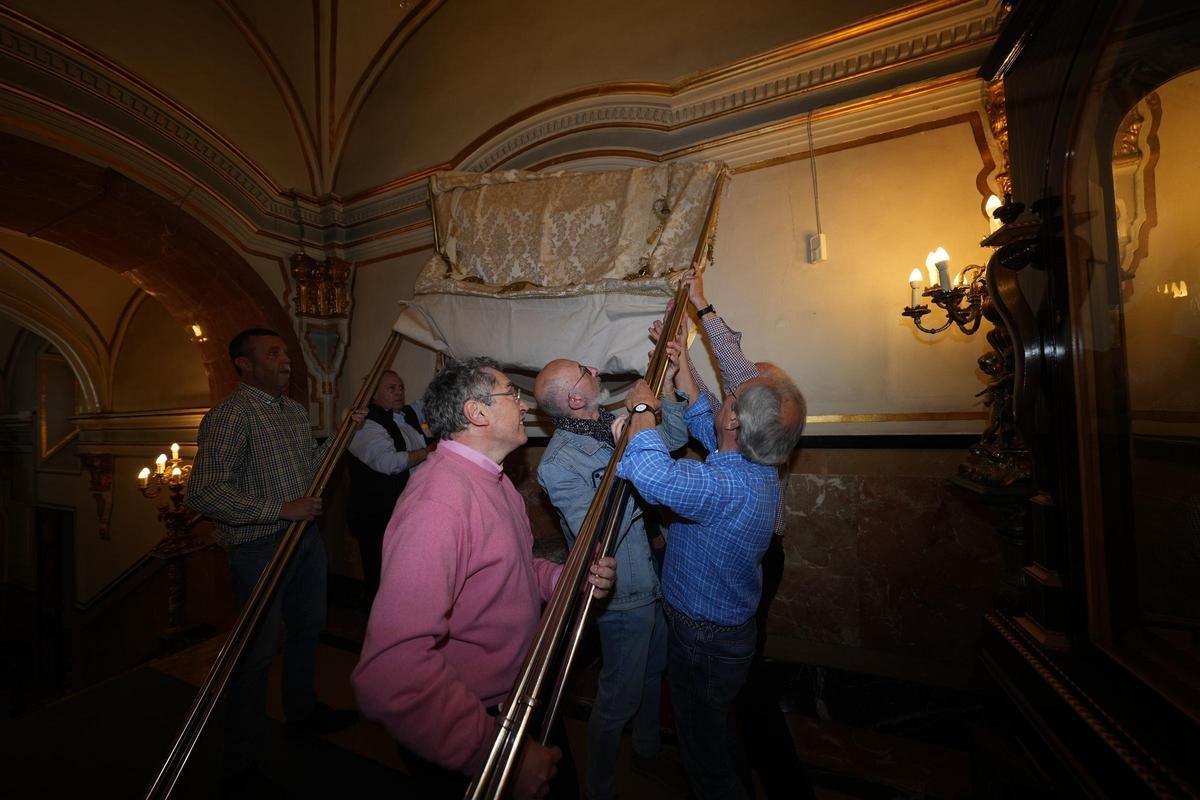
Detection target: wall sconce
<box><xmin>136</xmin><ymin>443</ymin><xmax>202</xmax><ymax>636</ymax></box>
<box><xmin>902</xmin><ymin>247</ymin><xmax>987</xmax><ymax>335</ymax></box>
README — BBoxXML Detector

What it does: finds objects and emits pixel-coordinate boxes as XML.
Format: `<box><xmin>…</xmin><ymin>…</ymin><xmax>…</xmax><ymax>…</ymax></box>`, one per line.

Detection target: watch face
<box><xmin>633</xmin><ymin>402</ymin><xmax>651</xmax><ymax>413</ymax></box>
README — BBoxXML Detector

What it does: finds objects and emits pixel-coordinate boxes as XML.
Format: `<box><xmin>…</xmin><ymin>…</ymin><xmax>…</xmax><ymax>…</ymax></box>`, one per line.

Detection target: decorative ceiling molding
<box><xmin>458</xmin><ymin>0</ymin><xmax>1001</xmax><ymax>171</ymax></box>
<box><xmin>0</xmin><ymin>0</ymin><xmax>1003</xmax><ymax>266</ymax></box>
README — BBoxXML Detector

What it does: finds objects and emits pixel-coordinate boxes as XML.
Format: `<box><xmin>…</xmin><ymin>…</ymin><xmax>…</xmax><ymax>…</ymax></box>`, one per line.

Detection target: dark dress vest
<box><xmin>400</xmin><ymin>404</ymin><xmax>434</xmax><ymax>445</ymax></box>
<box><xmin>348</xmin><ymin>402</ymin><xmax>410</xmax><ymax>527</ymax></box>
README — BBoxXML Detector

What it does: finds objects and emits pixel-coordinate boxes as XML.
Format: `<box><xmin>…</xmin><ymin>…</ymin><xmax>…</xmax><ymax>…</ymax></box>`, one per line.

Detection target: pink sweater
<box><xmin>351</xmin><ymin>441</ymin><xmax>561</xmax><ymax>775</ymax></box>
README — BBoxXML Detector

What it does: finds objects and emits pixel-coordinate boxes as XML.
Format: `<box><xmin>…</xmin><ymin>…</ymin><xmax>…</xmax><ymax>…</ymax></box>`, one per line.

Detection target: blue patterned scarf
<box><xmin>552</xmin><ymin>408</ymin><xmax>616</xmax><ymax>448</ymax></box>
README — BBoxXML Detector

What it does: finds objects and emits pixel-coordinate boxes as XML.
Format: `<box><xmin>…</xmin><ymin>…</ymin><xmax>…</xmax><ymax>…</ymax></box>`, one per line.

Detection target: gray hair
<box><xmin>422</xmin><ymin>356</ymin><xmax>501</xmax><ymax>440</ymax></box>
<box><xmin>735</xmin><ymin>375</ymin><xmax>806</xmax><ymax>465</ymax></box>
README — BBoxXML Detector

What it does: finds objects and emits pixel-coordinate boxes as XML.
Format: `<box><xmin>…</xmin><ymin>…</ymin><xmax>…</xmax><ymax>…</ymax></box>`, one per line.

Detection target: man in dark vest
<box><xmin>347</xmin><ymin>370</ymin><xmax>430</xmax><ymax>606</ymax></box>
<box><xmin>399</xmin><ymin>395</ymin><xmax>434</xmax><ymax>447</ymax></box>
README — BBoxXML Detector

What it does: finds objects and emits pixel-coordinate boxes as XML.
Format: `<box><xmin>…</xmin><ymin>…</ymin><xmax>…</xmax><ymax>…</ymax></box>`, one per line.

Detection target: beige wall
<box><xmin>340</xmin><ymin>117</ymin><xmax>997</xmax><ymax>437</ymax></box>
<box><xmin>339</xmin><ymin>250</ymin><xmax>441</xmax><ymax>409</ymax></box>
<box><xmin>707</xmin><ymin>122</ymin><xmax>994</xmax><ymax>435</ymax></box>
<box><xmin>111</xmin><ymin>298</ymin><xmax>209</xmax><ymax>412</ymax></box>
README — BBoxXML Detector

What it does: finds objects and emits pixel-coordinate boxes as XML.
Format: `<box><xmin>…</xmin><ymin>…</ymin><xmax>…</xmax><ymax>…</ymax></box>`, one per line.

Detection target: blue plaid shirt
<box><xmin>617</xmin><ymin>393</ymin><xmax>780</xmax><ymax>625</ymax></box>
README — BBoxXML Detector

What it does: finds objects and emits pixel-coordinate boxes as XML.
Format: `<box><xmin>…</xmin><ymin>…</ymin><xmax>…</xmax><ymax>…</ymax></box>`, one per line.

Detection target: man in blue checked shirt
<box><xmin>612</xmin><ymin>332</ymin><xmax>804</xmax><ymax>800</ymax></box>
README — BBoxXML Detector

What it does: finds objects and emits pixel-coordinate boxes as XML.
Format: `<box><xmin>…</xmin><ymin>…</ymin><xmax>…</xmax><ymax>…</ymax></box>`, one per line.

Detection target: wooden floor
<box><xmin>1</xmin><ymin>600</ymin><xmax>976</xmax><ymax>799</ymax></box>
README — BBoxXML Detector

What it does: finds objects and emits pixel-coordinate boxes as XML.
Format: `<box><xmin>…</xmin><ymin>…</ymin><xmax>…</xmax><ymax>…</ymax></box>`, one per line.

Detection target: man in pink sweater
<box><xmin>351</xmin><ymin>356</ymin><xmax>615</xmax><ymax>799</ymax></box>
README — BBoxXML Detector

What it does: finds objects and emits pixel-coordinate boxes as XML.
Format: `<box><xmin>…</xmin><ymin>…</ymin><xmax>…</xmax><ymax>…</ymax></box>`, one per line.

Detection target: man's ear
<box><xmin>463</xmin><ymin>398</ymin><xmax>489</xmax><ymax>428</ymax></box>
<box><xmin>724</xmin><ymin>410</ymin><xmax>740</xmax><ymax>431</ymax></box>
<box><xmin>233</xmin><ymin>355</ymin><xmax>252</xmax><ymax>375</ymax></box>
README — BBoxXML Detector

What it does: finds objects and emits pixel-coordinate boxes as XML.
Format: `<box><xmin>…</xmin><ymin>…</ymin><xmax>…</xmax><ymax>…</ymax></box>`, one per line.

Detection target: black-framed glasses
<box><xmin>488</xmin><ymin>386</ymin><xmax>522</xmax><ymax>403</ymax></box>
<box><xmin>570</xmin><ymin>364</ymin><xmax>592</xmax><ymax>393</ymax></box>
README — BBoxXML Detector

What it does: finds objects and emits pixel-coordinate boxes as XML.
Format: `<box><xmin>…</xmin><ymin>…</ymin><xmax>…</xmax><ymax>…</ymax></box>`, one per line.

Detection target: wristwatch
<box><xmin>696</xmin><ymin>304</ymin><xmax>715</xmax><ymax>318</ymax></box>
<box><xmin>631</xmin><ymin>402</ymin><xmax>653</xmax><ymax>414</ymax></box>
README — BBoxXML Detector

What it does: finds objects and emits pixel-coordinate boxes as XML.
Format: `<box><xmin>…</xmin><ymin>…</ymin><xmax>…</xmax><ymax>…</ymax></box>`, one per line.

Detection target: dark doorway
<box><xmin>35</xmin><ymin>505</ymin><xmax>74</xmax><ymax>689</ymax></box>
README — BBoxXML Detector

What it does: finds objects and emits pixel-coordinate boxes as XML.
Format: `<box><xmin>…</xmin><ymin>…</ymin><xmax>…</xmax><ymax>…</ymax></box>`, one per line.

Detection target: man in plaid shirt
<box><xmin>613</xmin><ymin>319</ymin><xmax>804</xmax><ymax>800</ymax></box>
<box><xmin>188</xmin><ymin>328</ymin><xmax>359</xmax><ymax>796</ymax></box>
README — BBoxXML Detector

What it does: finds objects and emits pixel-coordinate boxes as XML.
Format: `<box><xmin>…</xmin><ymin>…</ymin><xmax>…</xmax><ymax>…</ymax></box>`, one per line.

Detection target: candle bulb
<box><xmin>171</xmin><ymin>466</ymin><xmax>182</xmax><ymax>478</ymax></box>
<box><xmin>138</xmin><ymin>467</ymin><xmax>150</xmax><ymax>489</ymax></box>
<box><xmin>156</xmin><ymin>453</ymin><xmax>167</xmax><ymax>474</ymax></box>
<box><xmin>171</xmin><ymin>442</ymin><xmax>180</xmax><ymax>461</ymax></box>
<box><xmin>928</xmin><ymin>247</ymin><xmax>952</xmax><ymax>291</ymax></box>
<box><xmin>986</xmin><ymin>194</ymin><xmax>1003</xmax><ymax>233</ymax></box>
<box><xmin>908</xmin><ymin>268</ymin><xmax>923</xmax><ymax>307</ymax></box>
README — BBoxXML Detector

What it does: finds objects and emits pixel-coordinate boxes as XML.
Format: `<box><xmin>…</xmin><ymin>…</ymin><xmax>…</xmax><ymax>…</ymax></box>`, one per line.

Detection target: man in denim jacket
<box><xmin>534</xmin><ymin>351</ymin><xmax>688</xmax><ymax>800</ymax></box>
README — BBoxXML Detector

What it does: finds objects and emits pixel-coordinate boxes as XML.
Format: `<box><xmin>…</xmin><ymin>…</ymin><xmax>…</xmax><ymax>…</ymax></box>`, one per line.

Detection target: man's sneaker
<box><xmin>286</xmin><ymin>701</ymin><xmax>358</xmax><ymax>739</ymax></box>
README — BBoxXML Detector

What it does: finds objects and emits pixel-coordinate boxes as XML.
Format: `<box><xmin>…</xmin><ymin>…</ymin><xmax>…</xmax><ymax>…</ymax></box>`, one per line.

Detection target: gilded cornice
<box><xmin>0</xmin><ymin>0</ymin><xmax>1004</xmax><ymax>265</ymax></box>
<box><xmin>459</xmin><ymin>0</ymin><xmax>1001</xmax><ymax>171</ymax></box>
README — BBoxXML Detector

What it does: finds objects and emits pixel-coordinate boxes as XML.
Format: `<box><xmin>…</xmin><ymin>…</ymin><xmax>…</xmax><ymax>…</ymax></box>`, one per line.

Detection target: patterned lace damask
<box><xmin>415</xmin><ymin>162</ymin><xmax>726</xmax><ymax>300</ymax></box>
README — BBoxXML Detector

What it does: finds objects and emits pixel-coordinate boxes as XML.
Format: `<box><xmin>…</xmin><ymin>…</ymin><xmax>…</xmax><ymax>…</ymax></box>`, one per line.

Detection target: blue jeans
<box><xmin>664</xmin><ymin>603</ymin><xmax>755</xmax><ymax>800</ymax></box>
<box><xmin>223</xmin><ymin>525</ymin><xmax>327</xmax><ymax>775</ymax></box>
<box><xmin>587</xmin><ymin>600</ymin><xmax>667</xmax><ymax>800</ymax></box>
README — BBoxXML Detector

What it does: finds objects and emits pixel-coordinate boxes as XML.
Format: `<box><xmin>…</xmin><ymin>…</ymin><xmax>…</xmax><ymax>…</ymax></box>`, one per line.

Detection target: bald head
<box><xmin>535</xmin><ymin>358</ymin><xmax>600</xmax><ymax>419</ymax></box>
<box><xmin>754</xmin><ymin>361</ymin><xmax>786</xmax><ymax>380</ymax></box>
<box><xmin>372</xmin><ymin>370</ymin><xmax>405</xmax><ymax>411</ymax></box>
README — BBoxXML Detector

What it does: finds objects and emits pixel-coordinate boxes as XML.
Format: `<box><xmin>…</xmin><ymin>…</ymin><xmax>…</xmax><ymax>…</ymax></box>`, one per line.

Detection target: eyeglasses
<box><xmin>570</xmin><ymin>364</ymin><xmax>592</xmax><ymax>393</ymax></box>
<box><xmin>488</xmin><ymin>386</ymin><xmax>523</xmax><ymax>403</ymax></box>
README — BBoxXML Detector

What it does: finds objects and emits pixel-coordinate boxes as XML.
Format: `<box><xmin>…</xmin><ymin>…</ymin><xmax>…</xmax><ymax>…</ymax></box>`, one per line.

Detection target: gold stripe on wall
<box><xmin>1129</xmin><ymin>410</ymin><xmax>1200</xmax><ymax>423</ymax></box>
<box><xmin>521</xmin><ymin>410</ymin><xmax>984</xmax><ymax>425</ymax></box>
<box><xmin>807</xmin><ymin>411</ymin><xmax>986</xmax><ymax>424</ymax></box>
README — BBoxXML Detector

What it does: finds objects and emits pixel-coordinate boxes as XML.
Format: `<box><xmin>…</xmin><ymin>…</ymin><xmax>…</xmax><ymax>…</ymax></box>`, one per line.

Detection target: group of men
<box><xmin>188</xmin><ymin>268</ymin><xmax>806</xmax><ymax>800</ymax></box>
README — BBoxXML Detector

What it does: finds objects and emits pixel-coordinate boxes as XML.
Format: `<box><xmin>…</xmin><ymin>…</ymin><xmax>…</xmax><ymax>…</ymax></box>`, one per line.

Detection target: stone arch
<box><xmin>0</xmin><ymin>132</ymin><xmax>307</xmax><ymax>402</ymax></box>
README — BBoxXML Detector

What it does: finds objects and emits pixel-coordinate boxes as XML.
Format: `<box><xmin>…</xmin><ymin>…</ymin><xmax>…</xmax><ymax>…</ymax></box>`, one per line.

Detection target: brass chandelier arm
<box><xmin>144</xmin><ymin>330</ymin><xmax>405</xmax><ymax>800</ymax></box>
<box><xmin>466</xmin><ymin>170</ymin><xmax>727</xmax><ymax>800</ymax></box>
<box><xmin>902</xmin><ymin>265</ymin><xmax>987</xmax><ymax>336</ymax></box>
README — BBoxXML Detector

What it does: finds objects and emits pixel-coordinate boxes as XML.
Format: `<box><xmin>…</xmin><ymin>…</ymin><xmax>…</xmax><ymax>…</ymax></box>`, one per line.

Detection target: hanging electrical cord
<box><xmin>806</xmin><ymin>109</ymin><xmax>827</xmax><ymax>262</ymax></box>
<box><xmin>807</xmin><ymin>109</ymin><xmax>822</xmax><ymax>235</ymax></box>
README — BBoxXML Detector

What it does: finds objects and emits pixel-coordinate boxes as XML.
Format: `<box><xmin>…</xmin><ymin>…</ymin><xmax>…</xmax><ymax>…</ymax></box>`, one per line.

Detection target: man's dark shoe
<box><xmin>221</xmin><ymin>764</ymin><xmax>283</xmax><ymax>799</ymax></box>
<box><xmin>287</xmin><ymin>701</ymin><xmax>358</xmax><ymax>739</ymax></box>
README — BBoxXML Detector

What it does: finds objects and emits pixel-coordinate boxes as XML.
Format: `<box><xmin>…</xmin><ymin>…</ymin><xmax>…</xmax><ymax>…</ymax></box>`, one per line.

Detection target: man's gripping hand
<box><xmin>624</xmin><ymin>380</ymin><xmax>660</xmax><ymax>414</ymax></box>
<box><xmin>281</xmin><ymin>497</ymin><xmax>323</xmax><ymax>521</ymax></box>
<box><xmin>514</xmin><ymin>741</ymin><xmax>560</xmax><ymax>800</ymax></box>
<box><xmin>587</xmin><ymin>556</ymin><xmax>617</xmax><ymax>599</ymax></box>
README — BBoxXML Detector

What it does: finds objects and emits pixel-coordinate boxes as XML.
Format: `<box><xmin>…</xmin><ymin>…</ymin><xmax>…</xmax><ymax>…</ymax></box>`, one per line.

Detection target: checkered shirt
<box><xmin>687</xmin><ymin>312</ymin><xmax>788</xmax><ymax>535</ymax></box>
<box><xmin>617</xmin><ymin>392</ymin><xmax>780</xmax><ymax>626</ymax></box>
<box><xmin>188</xmin><ymin>383</ymin><xmax>330</xmax><ymax>547</ymax></box>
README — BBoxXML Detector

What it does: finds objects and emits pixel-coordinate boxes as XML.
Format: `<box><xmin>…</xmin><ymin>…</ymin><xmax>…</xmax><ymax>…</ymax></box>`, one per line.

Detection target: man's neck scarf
<box><xmin>553</xmin><ymin>408</ymin><xmax>616</xmax><ymax>448</ymax></box>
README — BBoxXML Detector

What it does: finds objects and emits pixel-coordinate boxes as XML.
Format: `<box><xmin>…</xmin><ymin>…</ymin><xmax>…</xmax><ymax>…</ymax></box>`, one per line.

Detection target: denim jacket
<box><xmin>537</xmin><ymin>400</ymin><xmax>689</xmax><ymax>612</ymax></box>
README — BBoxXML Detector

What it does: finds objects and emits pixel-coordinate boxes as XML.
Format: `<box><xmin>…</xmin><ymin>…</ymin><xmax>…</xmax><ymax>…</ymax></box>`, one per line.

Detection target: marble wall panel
<box><xmin>777</xmin><ymin>469</ymin><xmax>1004</xmax><ymax>668</ymax></box>
<box><xmin>478</xmin><ymin>443</ymin><xmax>1005</xmax><ymax>672</ymax></box>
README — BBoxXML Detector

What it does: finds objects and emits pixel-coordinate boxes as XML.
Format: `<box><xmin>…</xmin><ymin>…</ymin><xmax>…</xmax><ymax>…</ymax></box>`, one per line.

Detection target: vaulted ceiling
<box><xmin>1</xmin><ymin>0</ymin><xmax>914</xmax><ymax>197</ymax></box>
